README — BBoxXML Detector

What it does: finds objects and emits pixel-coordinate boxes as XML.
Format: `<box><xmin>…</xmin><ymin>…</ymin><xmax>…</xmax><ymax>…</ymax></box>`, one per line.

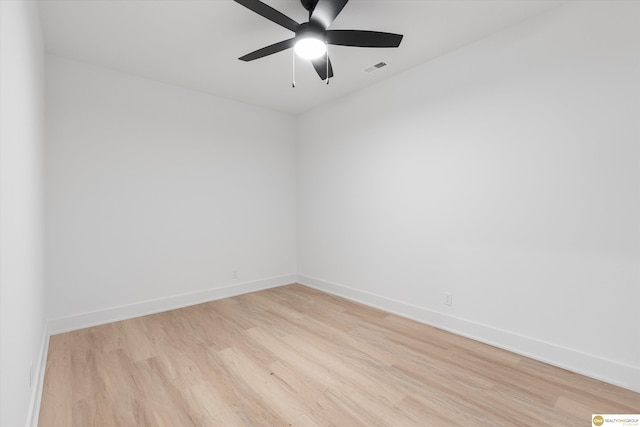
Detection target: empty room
<box><xmin>1</xmin><ymin>0</ymin><xmax>639</xmax><ymax>426</ymax></box>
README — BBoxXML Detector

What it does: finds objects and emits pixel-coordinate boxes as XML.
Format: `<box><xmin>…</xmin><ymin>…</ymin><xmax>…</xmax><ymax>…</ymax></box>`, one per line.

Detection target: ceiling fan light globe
<box><xmin>294</xmin><ymin>38</ymin><xmax>327</xmax><ymax>60</ymax></box>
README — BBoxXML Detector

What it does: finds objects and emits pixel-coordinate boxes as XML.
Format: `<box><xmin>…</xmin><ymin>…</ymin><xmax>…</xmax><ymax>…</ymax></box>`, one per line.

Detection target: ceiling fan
<box><xmin>234</xmin><ymin>0</ymin><xmax>403</xmax><ymax>82</ymax></box>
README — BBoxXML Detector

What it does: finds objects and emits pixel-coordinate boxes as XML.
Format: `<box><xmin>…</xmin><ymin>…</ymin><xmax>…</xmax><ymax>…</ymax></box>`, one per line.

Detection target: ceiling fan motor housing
<box><xmin>296</xmin><ymin>22</ymin><xmax>326</xmax><ymax>41</ymax></box>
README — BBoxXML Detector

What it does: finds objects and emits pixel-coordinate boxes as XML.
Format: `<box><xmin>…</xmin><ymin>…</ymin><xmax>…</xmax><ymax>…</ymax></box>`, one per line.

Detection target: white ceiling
<box><xmin>38</xmin><ymin>0</ymin><xmax>565</xmax><ymax>114</ymax></box>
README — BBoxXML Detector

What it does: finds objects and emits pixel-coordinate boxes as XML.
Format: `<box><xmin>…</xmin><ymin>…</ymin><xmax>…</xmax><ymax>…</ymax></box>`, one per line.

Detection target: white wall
<box><xmin>45</xmin><ymin>56</ymin><xmax>297</xmax><ymax>324</ymax></box>
<box><xmin>298</xmin><ymin>1</ymin><xmax>640</xmax><ymax>391</ymax></box>
<box><xmin>0</xmin><ymin>1</ymin><xmax>47</xmax><ymax>426</ymax></box>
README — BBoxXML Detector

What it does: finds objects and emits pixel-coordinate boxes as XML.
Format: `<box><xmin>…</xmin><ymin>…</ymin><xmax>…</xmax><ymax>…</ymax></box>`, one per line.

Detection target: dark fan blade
<box><xmin>326</xmin><ymin>30</ymin><xmax>403</xmax><ymax>47</ymax></box>
<box><xmin>311</xmin><ymin>55</ymin><xmax>334</xmax><ymax>80</ymax></box>
<box><xmin>310</xmin><ymin>0</ymin><xmax>349</xmax><ymax>29</ymax></box>
<box><xmin>234</xmin><ymin>0</ymin><xmax>299</xmax><ymax>32</ymax></box>
<box><xmin>239</xmin><ymin>38</ymin><xmax>296</xmax><ymax>61</ymax></box>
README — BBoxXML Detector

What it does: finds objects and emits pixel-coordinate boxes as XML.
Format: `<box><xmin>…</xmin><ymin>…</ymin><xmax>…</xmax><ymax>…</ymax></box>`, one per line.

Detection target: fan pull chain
<box><xmin>292</xmin><ymin>49</ymin><xmax>296</xmax><ymax>88</ymax></box>
<box><xmin>326</xmin><ymin>43</ymin><xmax>330</xmax><ymax>85</ymax></box>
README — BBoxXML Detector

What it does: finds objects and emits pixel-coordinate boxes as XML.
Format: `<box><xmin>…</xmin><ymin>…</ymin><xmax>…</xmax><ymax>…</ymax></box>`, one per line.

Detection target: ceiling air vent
<box><xmin>364</xmin><ymin>61</ymin><xmax>389</xmax><ymax>73</ymax></box>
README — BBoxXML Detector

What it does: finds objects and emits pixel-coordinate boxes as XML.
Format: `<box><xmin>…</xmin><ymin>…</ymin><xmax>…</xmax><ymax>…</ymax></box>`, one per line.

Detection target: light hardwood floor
<box><xmin>38</xmin><ymin>284</ymin><xmax>639</xmax><ymax>426</ymax></box>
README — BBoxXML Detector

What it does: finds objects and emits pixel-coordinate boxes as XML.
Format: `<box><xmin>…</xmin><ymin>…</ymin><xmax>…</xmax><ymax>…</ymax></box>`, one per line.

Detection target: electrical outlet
<box><xmin>444</xmin><ymin>292</ymin><xmax>453</xmax><ymax>306</ymax></box>
<box><xmin>232</xmin><ymin>270</ymin><xmax>238</xmax><ymax>279</ymax></box>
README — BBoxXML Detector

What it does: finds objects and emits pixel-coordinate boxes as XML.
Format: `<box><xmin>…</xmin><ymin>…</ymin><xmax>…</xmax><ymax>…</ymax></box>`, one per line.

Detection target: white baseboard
<box><xmin>298</xmin><ymin>274</ymin><xmax>640</xmax><ymax>394</ymax></box>
<box><xmin>48</xmin><ymin>275</ymin><xmax>296</xmax><ymax>335</ymax></box>
<box><xmin>26</xmin><ymin>323</ymin><xmax>49</xmax><ymax>427</ymax></box>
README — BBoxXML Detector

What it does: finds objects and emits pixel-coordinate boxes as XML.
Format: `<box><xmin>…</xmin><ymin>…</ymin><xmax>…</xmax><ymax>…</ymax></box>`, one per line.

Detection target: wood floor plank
<box><xmin>39</xmin><ymin>284</ymin><xmax>640</xmax><ymax>426</ymax></box>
